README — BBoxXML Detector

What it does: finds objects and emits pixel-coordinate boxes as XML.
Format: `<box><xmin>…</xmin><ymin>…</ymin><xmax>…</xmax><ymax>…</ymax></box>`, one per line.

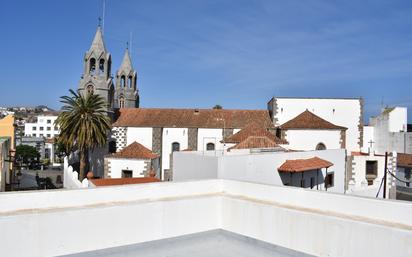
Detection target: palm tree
<box><xmin>55</xmin><ymin>89</ymin><xmax>111</xmax><ymax>179</ymax></box>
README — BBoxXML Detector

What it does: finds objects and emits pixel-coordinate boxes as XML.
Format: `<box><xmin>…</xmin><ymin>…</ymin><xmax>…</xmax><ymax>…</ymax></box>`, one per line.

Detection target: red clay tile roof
<box><xmin>113</xmin><ymin>108</ymin><xmax>274</xmax><ymax>129</ymax></box>
<box><xmin>224</xmin><ymin>123</ymin><xmax>287</xmax><ymax>144</ymax></box>
<box><xmin>90</xmin><ymin>177</ymin><xmax>160</xmax><ymax>187</ymax></box>
<box><xmin>108</xmin><ymin>141</ymin><xmax>159</xmax><ymax>159</ymax></box>
<box><xmin>397</xmin><ymin>153</ymin><xmax>412</xmax><ymax>168</ymax></box>
<box><xmin>229</xmin><ymin>136</ymin><xmax>284</xmax><ymax>150</ymax></box>
<box><xmin>278</xmin><ymin>157</ymin><xmax>333</xmax><ymax>173</ymax></box>
<box><xmin>280</xmin><ymin>110</ymin><xmax>346</xmax><ymax>130</ymax></box>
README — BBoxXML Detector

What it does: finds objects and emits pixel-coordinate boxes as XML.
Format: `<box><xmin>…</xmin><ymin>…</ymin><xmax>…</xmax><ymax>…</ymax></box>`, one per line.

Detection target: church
<box><xmin>77</xmin><ymin>26</ymin><xmax>364</xmax><ymax>181</ymax></box>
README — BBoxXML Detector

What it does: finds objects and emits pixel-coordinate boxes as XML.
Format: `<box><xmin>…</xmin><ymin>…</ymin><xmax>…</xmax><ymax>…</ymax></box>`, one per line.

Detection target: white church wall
<box><xmin>162</xmin><ymin>128</ymin><xmax>188</xmax><ymax>178</ymax></box>
<box><xmin>126</xmin><ymin>127</ymin><xmax>153</xmax><ymax>150</ymax></box>
<box><xmin>107</xmin><ymin>158</ymin><xmax>146</xmax><ymax>178</ymax></box>
<box><xmin>270</xmin><ymin>98</ymin><xmax>362</xmax><ymax>152</ymax></box>
<box><xmin>284</xmin><ymin>129</ymin><xmax>342</xmax><ymax>151</ymax></box>
<box><xmin>197</xmin><ymin>128</ymin><xmax>223</xmax><ymax>151</ymax></box>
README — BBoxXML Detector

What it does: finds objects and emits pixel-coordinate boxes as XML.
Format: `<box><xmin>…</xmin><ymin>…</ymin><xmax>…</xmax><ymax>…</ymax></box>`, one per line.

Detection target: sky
<box><xmin>1</xmin><ymin>0</ymin><xmax>412</xmax><ymax>122</ymax></box>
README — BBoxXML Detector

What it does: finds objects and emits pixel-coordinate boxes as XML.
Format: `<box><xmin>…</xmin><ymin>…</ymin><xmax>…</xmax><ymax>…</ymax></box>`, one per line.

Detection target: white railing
<box><xmin>63</xmin><ymin>157</ymin><xmax>88</xmax><ymax>189</ymax></box>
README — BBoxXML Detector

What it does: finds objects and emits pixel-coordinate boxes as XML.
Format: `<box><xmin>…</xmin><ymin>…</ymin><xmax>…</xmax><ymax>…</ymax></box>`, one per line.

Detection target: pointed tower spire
<box><xmin>89</xmin><ymin>25</ymin><xmax>106</xmax><ymax>53</ymax></box>
<box><xmin>119</xmin><ymin>47</ymin><xmax>133</xmax><ymax>72</ymax></box>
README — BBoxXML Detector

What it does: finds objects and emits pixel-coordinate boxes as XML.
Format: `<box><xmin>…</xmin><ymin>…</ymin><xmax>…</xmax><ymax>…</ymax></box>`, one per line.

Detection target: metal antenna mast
<box><xmin>102</xmin><ymin>0</ymin><xmax>106</xmax><ymax>34</ymax></box>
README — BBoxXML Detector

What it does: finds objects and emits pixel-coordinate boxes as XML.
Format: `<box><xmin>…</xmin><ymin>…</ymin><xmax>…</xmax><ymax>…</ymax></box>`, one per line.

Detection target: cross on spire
<box><xmin>98</xmin><ymin>17</ymin><xmax>102</xmax><ymax>27</ymax></box>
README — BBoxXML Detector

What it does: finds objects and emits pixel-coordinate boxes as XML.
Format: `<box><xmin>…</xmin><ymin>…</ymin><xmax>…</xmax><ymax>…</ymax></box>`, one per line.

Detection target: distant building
<box><xmin>16</xmin><ymin>136</ymin><xmax>45</xmax><ymax>159</ymax></box>
<box><xmin>24</xmin><ymin>114</ymin><xmax>59</xmax><ymax>139</ymax></box>
<box><xmin>24</xmin><ymin>114</ymin><xmax>60</xmax><ymax>164</ymax></box>
<box><xmin>364</xmin><ymin>107</ymin><xmax>412</xmax><ymax>154</ymax></box>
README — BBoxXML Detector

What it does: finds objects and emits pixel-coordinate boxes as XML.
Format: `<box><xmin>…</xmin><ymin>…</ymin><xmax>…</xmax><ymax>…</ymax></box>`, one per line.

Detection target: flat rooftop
<box><xmin>60</xmin><ymin>230</ymin><xmax>313</xmax><ymax>257</ymax></box>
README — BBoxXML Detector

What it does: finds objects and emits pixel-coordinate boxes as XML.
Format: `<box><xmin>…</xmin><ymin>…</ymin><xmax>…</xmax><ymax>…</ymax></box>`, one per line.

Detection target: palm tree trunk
<box><xmin>79</xmin><ymin>150</ymin><xmax>86</xmax><ymax>180</ymax></box>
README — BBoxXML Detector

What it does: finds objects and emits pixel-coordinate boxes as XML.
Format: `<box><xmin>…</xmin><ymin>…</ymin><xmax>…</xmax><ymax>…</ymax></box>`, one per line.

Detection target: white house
<box><xmin>346</xmin><ymin>151</ymin><xmax>397</xmax><ymax>198</ymax></box>
<box><xmin>268</xmin><ymin>97</ymin><xmax>363</xmax><ymax>153</ymax></box>
<box><xmin>104</xmin><ymin>141</ymin><xmax>160</xmax><ymax>179</ymax></box>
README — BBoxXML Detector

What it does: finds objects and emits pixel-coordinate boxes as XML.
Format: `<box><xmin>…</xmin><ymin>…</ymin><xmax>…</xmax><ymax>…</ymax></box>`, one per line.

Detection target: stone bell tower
<box><xmin>114</xmin><ymin>47</ymin><xmax>139</xmax><ymax>108</ymax></box>
<box><xmin>78</xmin><ymin>25</ymin><xmax>114</xmax><ymax>110</ymax></box>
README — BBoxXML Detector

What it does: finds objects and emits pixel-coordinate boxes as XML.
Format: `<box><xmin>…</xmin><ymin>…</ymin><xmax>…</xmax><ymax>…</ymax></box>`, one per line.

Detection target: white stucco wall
<box><xmin>369</xmin><ymin>107</ymin><xmax>412</xmax><ymax>154</ymax></box>
<box><xmin>389</xmin><ymin>107</ymin><xmax>407</xmax><ymax>133</ymax></box>
<box><xmin>197</xmin><ymin>128</ymin><xmax>223</xmax><ymax>151</ymax></box>
<box><xmin>362</xmin><ymin>125</ymin><xmax>375</xmax><ymax>153</ymax></box>
<box><xmin>107</xmin><ymin>158</ymin><xmax>147</xmax><ymax>178</ymax></box>
<box><xmin>126</xmin><ymin>127</ymin><xmax>153</xmax><ymax>149</ymax></box>
<box><xmin>270</xmin><ymin>98</ymin><xmax>362</xmax><ymax>152</ymax></box>
<box><xmin>1</xmin><ymin>180</ymin><xmax>411</xmax><ymax>257</ymax></box>
<box><xmin>173</xmin><ymin>149</ymin><xmax>346</xmax><ymax>193</ymax></box>
<box><xmin>162</xmin><ymin>128</ymin><xmax>188</xmax><ymax>178</ymax></box>
<box><xmin>284</xmin><ymin>129</ymin><xmax>342</xmax><ymax>151</ymax></box>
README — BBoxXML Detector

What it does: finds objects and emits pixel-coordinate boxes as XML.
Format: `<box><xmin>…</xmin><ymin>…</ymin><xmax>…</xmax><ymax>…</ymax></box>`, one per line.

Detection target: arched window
<box><xmin>86</xmin><ymin>85</ymin><xmax>94</xmax><ymax>95</ymax></box>
<box><xmin>107</xmin><ymin>59</ymin><xmax>111</xmax><ymax>77</ymax></box>
<box><xmin>121</xmin><ymin>76</ymin><xmax>126</xmax><ymax>87</ymax></box>
<box><xmin>172</xmin><ymin>142</ymin><xmax>180</xmax><ymax>152</ymax></box>
<box><xmin>316</xmin><ymin>143</ymin><xmax>326</xmax><ymax>150</ymax></box>
<box><xmin>206</xmin><ymin>143</ymin><xmax>215</xmax><ymax>151</ymax></box>
<box><xmin>134</xmin><ymin>77</ymin><xmax>137</xmax><ymax>89</ymax></box>
<box><xmin>128</xmin><ymin>76</ymin><xmax>133</xmax><ymax>88</ymax></box>
<box><xmin>99</xmin><ymin>59</ymin><xmax>105</xmax><ymax>74</ymax></box>
<box><xmin>119</xmin><ymin>96</ymin><xmax>125</xmax><ymax>108</ymax></box>
<box><xmin>89</xmin><ymin>58</ymin><xmax>96</xmax><ymax>74</ymax></box>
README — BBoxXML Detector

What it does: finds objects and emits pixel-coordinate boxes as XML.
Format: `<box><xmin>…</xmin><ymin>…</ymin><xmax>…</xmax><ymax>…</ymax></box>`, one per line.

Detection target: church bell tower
<box><xmin>78</xmin><ymin>25</ymin><xmax>114</xmax><ymax>110</ymax></box>
<box><xmin>115</xmin><ymin>47</ymin><xmax>139</xmax><ymax>108</ymax></box>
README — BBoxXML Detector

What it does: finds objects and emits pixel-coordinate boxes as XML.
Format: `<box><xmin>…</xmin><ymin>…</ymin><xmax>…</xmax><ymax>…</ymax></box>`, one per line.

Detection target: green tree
<box><xmin>213</xmin><ymin>104</ymin><xmax>223</xmax><ymax>109</ymax></box>
<box><xmin>55</xmin><ymin>89</ymin><xmax>111</xmax><ymax>179</ymax></box>
<box><xmin>15</xmin><ymin>145</ymin><xmax>39</xmax><ymax>165</ymax></box>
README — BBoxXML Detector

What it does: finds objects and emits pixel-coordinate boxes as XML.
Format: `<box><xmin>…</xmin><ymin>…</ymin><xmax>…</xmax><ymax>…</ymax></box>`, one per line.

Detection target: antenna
<box><xmin>129</xmin><ymin>31</ymin><xmax>133</xmax><ymax>55</ymax></box>
<box><xmin>102</xmin><ymin>0</ymin><xmax>106</xmax><ymax>34</ymax></box>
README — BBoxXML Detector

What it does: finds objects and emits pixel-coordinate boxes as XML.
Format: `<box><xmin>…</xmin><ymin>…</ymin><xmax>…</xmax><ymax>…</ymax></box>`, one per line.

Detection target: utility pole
<box><xmin>383</xmin><ymin>152</ymin><xmax>388</xmax><ymax>199</ymax></box>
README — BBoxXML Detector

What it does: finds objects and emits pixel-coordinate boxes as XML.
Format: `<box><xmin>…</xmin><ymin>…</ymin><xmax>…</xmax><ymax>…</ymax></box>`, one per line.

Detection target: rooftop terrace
<box><xmin>0</xmin><ymin>179</ymin><xmax>411</xmax><ymax>257</ymax></box>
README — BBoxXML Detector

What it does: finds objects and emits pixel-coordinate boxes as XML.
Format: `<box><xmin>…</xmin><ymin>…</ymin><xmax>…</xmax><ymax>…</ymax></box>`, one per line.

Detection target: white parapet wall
<box><xmin>63</xmin><ymin>157</ymin><xmax>88</xmax><ymax>189</ymax></box>
<box><xmin>0</xmin><ymin>179</ymin><xmax>411</xmax><ymax>257</ymax></box>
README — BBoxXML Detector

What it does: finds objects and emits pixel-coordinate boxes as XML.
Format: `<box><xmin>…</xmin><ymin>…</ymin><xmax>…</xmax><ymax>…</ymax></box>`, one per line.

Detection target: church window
<box><xmin>99</xmin><ymin>59</ymin><xmax>105</xmax><ymax>74</ymax></box>
<box><xmin>206</xmin><ymin>143</ymin><xmax>215</xmax><ymax>151</ymax></box>
<box><xmin>121</xmin><ymin>76</ymin><xmax>126</xmax><ymax>87</ymax></box>
<box><xmin>172</xmin><ymin>142</ymin><xmax>180</xmax><ymax>152</ymax></box>
<box><xmin>134</xmin><ymin>77</ymin><xmax>137</xmax><ymax>89</ymax></box>
<box><xmin>128</xmin><ymin>76</ymin><xmax>133</xmax><ymax>88</ymax></box>
<box><xmin>316</xmin><ymin>143</ymin><xmax>326</xmax><ymax>150</ymax></box>
<box><xmin>89</xmin><ymin>58</ymin><xmax>96</xmax><ymax>74</ymax></box>
<box><xmin>87</xmin><ymin>85</ymin><xmax>94</xmax><ymax>95</ymax></box>
<box><xmin>107</xmin><ymin>60</ymin><xmax>111</xmax><ymax>77</ymax></box>
<box><xmin>119</xmin><ymin>97</ymin><xmax>125</xmax><ymax>108</ymax></box>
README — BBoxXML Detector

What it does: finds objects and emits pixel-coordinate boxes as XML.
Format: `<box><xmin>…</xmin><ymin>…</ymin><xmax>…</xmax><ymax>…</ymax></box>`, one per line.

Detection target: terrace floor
<box><xmin>60</xmin><ymin>230</ymin><xmax>314</xmax><ymax>257</ymax></box>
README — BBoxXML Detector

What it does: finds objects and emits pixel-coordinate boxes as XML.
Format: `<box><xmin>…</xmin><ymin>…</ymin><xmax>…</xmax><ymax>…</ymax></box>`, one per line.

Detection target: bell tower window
<box><xmin>128</xmin><ymin>76</ymin><xmax>133</xmax><ymax>88</ymax></box>
<box><xmin>119</xmin><ymin>96</ymin><xmax>125</xmax><ymax>108</ymax></box>
<box><xmin>121</xmin><ymin>76</ymin><xmax>126</xmax><ymax>87</ymax></box>
<box><xmin>89</xmin><ymin>58</ymin><xmax>96</xmax><ymax>74</ymax></box>
<box><xmin>99</xmin><ymin>59</ymin><xmax>105</xmax><ymax>74</ymax></box>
